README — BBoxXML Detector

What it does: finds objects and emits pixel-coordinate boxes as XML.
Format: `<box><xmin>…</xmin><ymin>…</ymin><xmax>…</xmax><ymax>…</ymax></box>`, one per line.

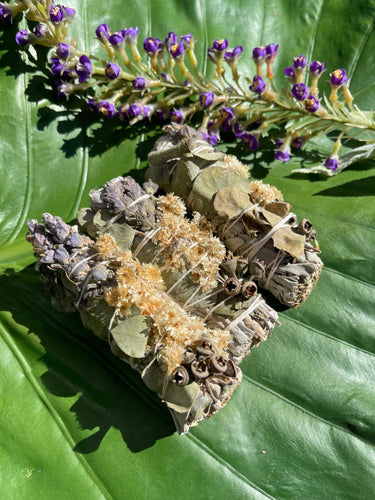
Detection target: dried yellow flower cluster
<box><xmin>153</xmin><ymin>194</ymin><xmax>226</xmax><ymax>292</ymax></box>
<box><xmin>96</xmin><ymin>233</ymin><xmax>230</xmax><ymax>375</ymax></box>
<box><xmin>221</xmin><ymin>154</ymin><xmax>250</xmax><ymax>176</ymax></box>
<box><xmin>249</xmin><ymin>180</ymin><xmax>283</xmax><ymax>205</ymax></box>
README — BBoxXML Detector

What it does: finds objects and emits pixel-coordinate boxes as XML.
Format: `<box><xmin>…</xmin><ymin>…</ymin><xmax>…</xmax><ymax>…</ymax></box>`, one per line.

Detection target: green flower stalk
<box><xmin>4</xmin><ymin>0</ymin><xmax>375</xmax><ymax>174</ymax></box>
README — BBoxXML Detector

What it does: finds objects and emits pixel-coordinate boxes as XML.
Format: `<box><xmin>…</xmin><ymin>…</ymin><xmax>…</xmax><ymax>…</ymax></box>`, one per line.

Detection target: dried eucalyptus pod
<box><xmin>26</xmin><ymin>176</ymin><xmax>279</xmax><ymax>434</ymax></box>
<box><xmin>146</xmin><ymin>123</ymin><xmax>323</xmax><ymax>308</ymax></box>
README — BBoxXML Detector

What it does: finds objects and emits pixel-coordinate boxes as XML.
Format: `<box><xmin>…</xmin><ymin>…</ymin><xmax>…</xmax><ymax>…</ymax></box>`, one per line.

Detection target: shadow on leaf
<box><xmin>313</xmin><ymin>175</ymin><xmax>375</xmax><ymax>197</ymax></box>
<box><xmin>0</xmin><ymin>267</ymin><xmax>175</xmax><ymax>453</ymax></box>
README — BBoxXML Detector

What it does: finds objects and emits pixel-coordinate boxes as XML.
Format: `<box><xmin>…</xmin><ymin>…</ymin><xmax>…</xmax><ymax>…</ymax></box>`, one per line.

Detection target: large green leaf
<box><xmin>1</xmin><ymin>1</ymin><xmax>375</xmax><ymax>498</ymax></box>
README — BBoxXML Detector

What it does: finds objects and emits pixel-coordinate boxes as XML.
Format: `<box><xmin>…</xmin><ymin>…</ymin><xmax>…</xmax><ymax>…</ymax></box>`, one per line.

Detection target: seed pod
<box><xmin>211</xmin><ymin>355</ymin><xmax>228</xmax><ymax>373</ymax></box>
<box><xmin>191</xmin><ymin>359</ymin><xmax>210</xmax><ymax>378</ymax></box>
<box><xmin>297</xmin><ymin>218</ymin><xmax>313</xmax><ymax>235</ymax></box>
<box><xmin>225</xmin><ymin>359</ymin><xmax>237</xmax><ymax>378</ymax></box>
<box><xmin>241</xmin><ymin>280</ymin><xmax>257</xmax><ymax>298</ymax></box>
<box><xmin>287</xmin><ymin>214</ymin><xmax>297</xmax><ymax>225</ymax></box>
<box><xmin>172</xmin><ymin>365</ymin><xmax>190</xmax><ymax>386</ymax></box>
<box><xmin>224</xmin><ymin>277</ymin><xmax>241</xmax><ymax>296</ymax></box>
<box><xmin>182</xmin><ymin>347</ymin><xmax>196</xmax><ymax>365</ymax></box>
<box><xmin>196</xmin><ymin>340</ymin><xmax>217</xmax><ymax>357</ymax></box>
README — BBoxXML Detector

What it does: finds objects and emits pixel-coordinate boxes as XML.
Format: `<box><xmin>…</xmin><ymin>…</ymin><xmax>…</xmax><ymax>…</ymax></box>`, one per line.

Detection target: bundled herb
<box><xmin>27</xmin><ymin>176</ymin><xmax>280</xmax><ymax>434</ymax></box>
<box><xmin>146</xmin><ymin>123</ymin><xmax>323</xmax><ymax>308</ymax></box>
<box><xmin>2</xmin><ymin>0</ymin><xmax>375</xmax><ymax>173</ymax></box>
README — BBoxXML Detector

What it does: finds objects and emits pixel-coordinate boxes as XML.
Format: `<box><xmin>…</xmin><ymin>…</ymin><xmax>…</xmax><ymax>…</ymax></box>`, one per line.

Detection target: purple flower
<box><xmin>132</xmin><ymin>77</ymin><xmax>146</xmax><ymax>90</ymax></box>
<box><xmin>143</xmin><ymin>37</ymin><xmax>162</xmax><ymax>54</ymax></box>
<box><xmin>284</xmin><ymin>66</ymin><xmax>295</xmax><ymax>81</ymax></box>
<box><xmin>224</xmin><ymin>46</ymin><xmax>243</xmax><ymax>63</ymax></box>
<box><xmin>142</xmin><ymin>105</ymin><xmax>153</xmax><ymax>117</ymax></box>
<box><xmin>181</xmin><ymin>33</ymin><xmax>193</xmax><ymax>49</ymax></box>
<box><xmin>56</xmin><ymin>43</ymin><xmax>70</xmax><ymax>60</ymax></box>
<box><xmin>291</xmin><ymin>82</ymin><xmax>308</xmax><ymax>100</ymax></box>
<box><xmin>75</xmin><ymin>55</ymin><xmax>92</xmax><ymax>83</ymax></box>
<box><xmin>128</xmin><ymin>104</ymin><xmax>142</xmax><ymax>118</ymax></box>
<box><xmin>105</xmin><ymin>62</ymin><xmax>121</xmax><ymax>80</ymax></box>
<box><xmin>15</xmin><ymin>30</ymin><xmax>32</xmax><ymax>48</ymax></box>
<box><xmin>109</xmin><ymin>31</ymin><xmax>124</xmax><ymax>47</ymax></box>
<box><xmin>252</xmin><ymin>46</ymin><xmax>266</xmax><ymax>60</ymax></box>
<box><xmin>212</xmin><ymin>39</ymin><xmax>228</xmax><ymax>51</ymax></box>
<box><xmin>50</xmin><ymin>57</ymin><xmax>64</xmax><ymax>75</ymax></box>
<box><xmin>200</xmin><ymin>92</ymin><xmax>214</xmax><ymax>108</ymax></box>
<box><xmin>87</xmin><ymin>99</ymin><xmax>97</xmax><ymax>112</ymax></box>
<box><xmin>241</xmin><ymin>133</ymin><xmax>259</xmax><ymax>151</ymax></box>
<box><xmin>305</xmin><ymin>94</ymin><xmax>319</xmax><ymax>113</ymax></box>
<box><xmin>169</xmin><ymin>109</ymin><xmax>183</xmax><ymax>123</ymax></box>
<box><xmin>0</xmin><ymin>4</ymin><xmax>12</xmax><ymax>26</ymax></box>
<box><xmin>156</xmin><ymin>108</ymin><xmax>168</xmax><ymax>121</ymax></box>
<box><xmin>56</xmin><ymin>80</ymin><xmax>74</xmax><ymax>99</ymax></box>
<box><xmin>207</xmin><ymin>132</ymin><xmax>218</xmax><ymax>146</ymax></box>
<box><xmin>291</xmin><ymin>136</ymin><xmax>305</xmax><ymax>149</ymax></box>
<box><xmin>233</xmin><ymin>122</ymin><xmax>244</xmax><ymax>138</ymax></box>
<box><xmin>62</xmin><ymin>6</ymin><xmax>76</xmax><ymax>22</ymax></box>
<box><xmin>309</xmin><ymin>60</ymin><xmax>325</xmax><ymax>77</ymax></box>
<box><xmin>220</xmin><ymin>107</ymin><xmax>235</xmax><ymax>121</ymax></box>
<box><xmin>123</xmin><ymin>27</ymin><xmax>140</xmax><ymax>45</ymax></box>
<box><xmin>165</xmin><ymin>31</ymin><xmax>178</xmax><ymax>45</ymax></box>
<box><xmin>98</xmin><ymin>101</ymin><xmax>116</xmax><ymax>119</ymax></box>
<box><xmin>49</xmin><ymin>4</ymin><xmax>64</xmax><ymax>23</ymax></box>
<box><xmin>96</xmin><ymin>24</ymin><xmax>110</xmax><ymax>40</ymax></box>
<box><xmin>34</xmin><ymin>24</ymin><xmax>48</xmax><ymax>38</ymax></box>
<box><xmin>293</xmin><ymin>55</ymin><xmax>306</xmax><ymax>69</ymax></box>
<box><xmin>324</xmin><ymin>157</ymin><xmax>338</xmax><ymax>171</ymax></box>
<box><xmin>275</xmin><ymin>150</ymin><xmax>290</xmax><ymax>162</ymax></box>
<box><xmin>168</xmin><ymin>41</ymin><xmax>184</xmax><ymax>59</ymax></box>
<box><xmin>265</xmin><ymin>44</ymin><xmax>279</xmax><ymax>62</ymax></box>
<box><xmin>249</xmin><ymin>75</ymin><xmax>266</xmax><ymax>95</ymax></box>
<box><xmin>330</xmin><ymin>69</ymin><xmax>348</xmax><ymax>86</ymax></box>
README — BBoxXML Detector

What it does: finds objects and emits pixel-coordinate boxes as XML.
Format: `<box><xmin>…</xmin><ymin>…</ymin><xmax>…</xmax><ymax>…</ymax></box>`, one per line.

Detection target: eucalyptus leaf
<box><xmin>111</xmin><ymin>315</ymin><xmax>151</xmax><ymax>359</ymax></box>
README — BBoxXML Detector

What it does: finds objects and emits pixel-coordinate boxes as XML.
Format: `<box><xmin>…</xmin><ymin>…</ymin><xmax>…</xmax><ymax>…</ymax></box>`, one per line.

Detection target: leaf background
<box><xmin>0</xmin><ymin>0</ymin><xmax>375</xmax><ymax>498</ymax></box>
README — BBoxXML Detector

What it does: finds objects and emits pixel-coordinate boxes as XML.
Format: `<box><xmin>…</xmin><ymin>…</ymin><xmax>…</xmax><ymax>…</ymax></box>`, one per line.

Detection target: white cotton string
<box><xmin>133</xmin><ymin>227</ymin><xmax>160</xmax><ymax>257</ymax></box>
<box><xmin>184</xmin><ymin>287</ymin><xmax>223</xmax><ymax>310</ymax></box>
<box><xmin>127</xmin><ymin>193</ymin><xmax>150</xmax><ymax>208</ymax></box>
<box><xmin>224</xmin><ymin>295</ymin><xmax>262</xmax><ymax>332</ymax></box>
<box><xmin>220</xmin><ymin>203</ymin><xmax>259</xmax><ymax>238</ymax></box>
<box><xmin>68</xmin><ymin>252</ymin><xmax>99</xmax><ymax>278</ymax></box>
<box><xmin>167</xmin><ymin>252</ymin><xmax>208</xmax><ymax>294</ymax></box>
<box><xmin>242</xmin><ymin>212</ymin><xmax>296</xmax><ymax>261</ymax></box>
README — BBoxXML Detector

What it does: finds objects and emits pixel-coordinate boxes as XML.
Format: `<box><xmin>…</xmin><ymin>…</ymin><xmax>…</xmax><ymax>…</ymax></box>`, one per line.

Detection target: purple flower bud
<box><xmin>0</xmin><ymin>4</ymin><xmax>12</xmax><ymax>26</ymax></box>
<box><xmin>220</xmin><ymin>107</ymin><xmax>235</xmax><ymax>121</ymax></box>
<box><xmin>284</xmin><ymin>66</ymin><xmax>295</xmax><ymax>80</ymax></box>
<box><xmin>96</xmin><ymin>24</ymin><xmax>110</xmax><ymax>40</ymax></box>
<box><xmin>291</xmin><ymin>82</ymin><xmax>308</xmax><ymax>101</ymax></box>
<box><xmin>132</xmin><ymin>77</ymin><xmax>146</xmax><ymax>90</ymax></box>
<box><xmin>224</xmin><ymin>46</ymin><xmax>243</xmax><ymax>63</ymax></box>
<box><xmin>105</xmin><ymin>62</ymin><xmax>121</xmax><ymax>80</ymax></box>
<box><xmin>309</xmin><ymin>60</ymin><xmax>325</xmax><ymax>77</ymax></box>
<box><xmin>165</xmin><ymin>31</ymin><xmax>178</xmax><ymax>45</ymax></box>
<box><xmin>50</xmin><ymin>57</ymin><xmax>64</xmax><ymax>76</ymax></box>
<box><xmin>156</xmin><ymin>108</ymin><xmax>168</xmax><ymax>121</ymax></box>
<box><xmin>241</xmin><ymin>133</ymin><xmax>259</xmax><ymax>151</ymax></box>
<box><xmin>212</xmin><ymin>39</ymin><xmax>228</xmax><ymax>51</ymax></box>
<box><xmin>49</xmin><ymin>5</ymin><xmax>64</xmax><ymax>23</ymax></box>
<box><xmin>56</xmin><ymin>80</ymin><xmax>74</xmax><ymax>99</ymax></box>
<box><xmin>168</xmin><ymin>41</ymin><xmax>184</xmax><ymax>59</ymax></box>
<box><xmin>15</xmin><ymin>30</ymin><xmax>32</xmax><ymax>48</ymax></box>
<box><xmin>75</xmin><ymin>55</ymin><xmax>92</xmax><ymax>83</ymax></box>
<box><xmin>330</xmin><ymin>69</ymin><xmax>348</xmax><ymax>86</ymax></box>
<box><xmin>275</xmin><ymin>150</ymin><xmax>290</xmax><ymax>162</ymax></box>
<box><xmin>143</xmin><ymin>37</ymin><xmax>162</xmax><ymax>54</ymax></box>
<box><xmin>40</xmin><ymin>249</ymin><xmax>55</xmax><ymax>264</ymax></box>
<box><xmin>56</xmin><ymin>43</ymin><xmax>70</xmax><ymax>60</ymax></box>
<box><xmin>98</xmin><ymin>101</ymin><xmax>116</xmax><ymax>119</ymax></box>
<box><xmin>305</xmin><ymin>94</ymin><xmax>319</xmax><ymax>113</ymax></box>
<box><xmin>207</xmin><ymin>47</ymin><xmax>217</xmax><ymax>63</ymax></box>
<box><xmin>233</xmin><ymin>122</ymin><xmax>244</xmax><ymax>138</ymax></box>
<box><xmin>34</xmin><ymin>24</ymin><xmax>48</xmax><ymax>38</ymax></box>
<box><xmin>142</xmin><ymin>106</ymin><xmax>153</xmax><ymax>117</ymax></box>
<box><xmin>200</xmin><ymin>92</ymin><xmax>214</xmax><ymax>108</ymax></box>
<box><xmin>87</xmin><ymin>99</ymin><xmax>97</xmax><ymax>112</ymax></box>
<box><xmin>123</xmin><ymin>27</ymin><xmax>140</xmax><ymax>45</ymax></box>
<box><xmin>169</xmin><ymin>109</ymin><xmax>184</xmax><ymax>123</ymax></box>
<box><xmin>249</xmin><ymin>75</ymin><xmax>266</xmax><ymax>95</ymax></box>
<box><xmin>207</xmin><ymin>132</ymin><xmax>218</xmax><ymax>146</ymax></box>
<box><xmin>324</xmin><ymin>157</ymin><xmax>338</xmax><ymax>171</ymax></box>
<box><xmin>62</xmin><ymin>6</ymin><xmax>76</xmax><ymax>22</ymax></box>
<box><xmin>54</xmin><ymin>245</ymin><xmax>70</xmax><ymax>263</ymax></box>
<box><xmin>109</xmin><ymin>31</ymin><xmax>124</xmax><ymax>47</ymax></box>
<box><xmin>291</xmin><ymin>136</ymin><xmax>305</xmax><ymax>149</ymax></box>
<box><xmin>181</xmin><ymin>33</ymin><xmax>193</xmax><ymax>49</ymax></box>
<box><xmin>265</xmin><ymin>44</ymin><xmax>279</xmax><ymax>62</ymax></box>
<box><xmin>128</xmin><ymin>104</ymin><xmax>142</xmax><ymax>118</ymax></box>
<box><xmin>293</xmin><ymin>55</ymin><xmax>306</xmax><ymax>69</ymax></box>
<box><xmin>252</xmin><ymin>46</ymin><xmax>266</xmax><ymax>60</ymax></box>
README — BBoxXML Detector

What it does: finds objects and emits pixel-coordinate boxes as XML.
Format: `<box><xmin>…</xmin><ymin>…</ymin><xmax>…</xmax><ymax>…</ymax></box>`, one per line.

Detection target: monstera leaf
<box><xmin>0</xmin><ymin>1</ymin><xmax>375</xmax><ymax>498</ymax></box>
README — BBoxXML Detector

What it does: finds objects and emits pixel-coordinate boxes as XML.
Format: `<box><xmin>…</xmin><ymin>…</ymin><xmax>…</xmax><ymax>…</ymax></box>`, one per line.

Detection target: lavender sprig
<box><xmin>4</xmin><ymin>0</ymin><xmax>375</xmax><ymax>175</ymax></box>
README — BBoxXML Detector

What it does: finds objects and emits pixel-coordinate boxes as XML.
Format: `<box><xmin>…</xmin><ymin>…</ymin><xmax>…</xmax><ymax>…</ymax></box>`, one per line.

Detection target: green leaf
<box><xmin>0</xmin><ymin>1</ymin><xmax>375</xmax><ymax>498</ymax></box>
<box><xmin>111</xmin><ymin>315</ymin><xmax>151</xmax><ymax>359</ymax></box>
